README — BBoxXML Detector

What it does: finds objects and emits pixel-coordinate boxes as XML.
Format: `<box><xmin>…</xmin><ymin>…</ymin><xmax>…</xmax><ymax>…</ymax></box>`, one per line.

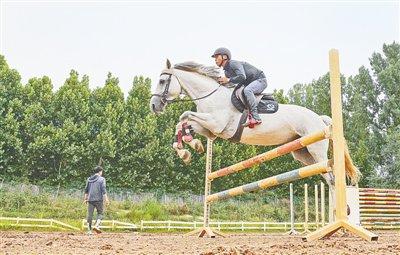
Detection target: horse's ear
<box><xmin>166</xmin><ymin>59</ymin><xmax>171</xmax><ymax>69</ymax></box>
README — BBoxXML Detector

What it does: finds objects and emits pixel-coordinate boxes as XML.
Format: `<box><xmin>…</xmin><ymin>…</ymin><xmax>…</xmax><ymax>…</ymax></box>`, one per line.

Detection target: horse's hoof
<box><xmin>195</xmin><ymin>141</ymin><xmax>205</xmax><ymax>153</ymax></box>
<box><xmin>189</xmin><ymin>139</ymin><xmax>204</xmax><ymax>153</ymax></box>
<box><xmin>178</xmin><ymin>149</ymin><xmax>191</xmax><ymax>164</ymax></box>
<box><xmin>173</xmin><ymin>142</ymin><xmax>183</xmax><ymax>150</ymax></box>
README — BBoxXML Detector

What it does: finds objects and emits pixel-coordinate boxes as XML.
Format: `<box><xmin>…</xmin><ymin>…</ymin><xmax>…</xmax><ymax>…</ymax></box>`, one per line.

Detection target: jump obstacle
<box><xmin>186</xmin><ymin>50</ymin><xmax>378</xmax><ymax>242</ymax></box>
<box><xmin>359</xmin><ymin>188</ymin><xmax>400</xmax><ymax>229</ymax></box>
<box><xmin>290</xmin><ymin>182</ymin><xmax>328</xmax><ymax>234</ymax></box>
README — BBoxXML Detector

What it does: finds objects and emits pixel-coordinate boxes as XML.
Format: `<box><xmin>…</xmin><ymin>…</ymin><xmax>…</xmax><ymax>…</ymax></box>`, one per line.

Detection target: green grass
<box><xmin>0</xmin><ymin>189</ymin><xmax>323</xmax><ymax>232</ymax></box>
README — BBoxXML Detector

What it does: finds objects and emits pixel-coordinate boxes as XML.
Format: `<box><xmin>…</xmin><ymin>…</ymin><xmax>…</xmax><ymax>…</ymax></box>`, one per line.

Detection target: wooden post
<box><xmin>185</xmin><ymin>139</ymin><xmax>225</xmax><ymax>238</ymax></box>
<box><xmin>287</xmin><ymin>183</ymin><xmax>299</xmax><ymax>235</ymax></box>
<box><xmin>302</xmin><ymin>184</ymin><xmax>311</xmax><ymax>233</ymax></box>
<box><xmin>329</xmin><ymin>189</ymin><xmax>334</xmax><ymax>223</ymax></box>
<box><xmin>321</xmin><ymin>182</ymin><xmax>325</xmax><ymax>226</ymax></box>
<box><xmin>304</xmin><ymin>49</ymin><xmax>378</xmax><ymax>242</ymax></box>
<box><xmin>203</xmin><ymin>139</ymin><xmax>212</xmax><ymax>229</ymax></box>
<box><xmin>315</xmin><ymin>184</ymin><xmax>319</xmax><ymax>229</ymax></box>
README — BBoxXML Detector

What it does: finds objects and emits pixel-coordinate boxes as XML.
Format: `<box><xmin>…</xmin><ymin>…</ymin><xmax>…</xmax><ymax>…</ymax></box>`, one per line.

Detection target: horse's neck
<box><xmin>174</xmin><ymin>70</ymin><xmax>232</xmax><ymax>111</ymax></box>
<box><xmin>174</xmin><ymin>70</ymin><xmax>218</xmax><ymax>98</ymax></box>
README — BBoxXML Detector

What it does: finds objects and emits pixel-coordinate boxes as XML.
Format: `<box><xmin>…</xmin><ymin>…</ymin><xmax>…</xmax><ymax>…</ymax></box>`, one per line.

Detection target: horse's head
<box><xmin>150</xmin><ymin>59</ymin><xmax>182</xmax><ymax>114</ymax></box>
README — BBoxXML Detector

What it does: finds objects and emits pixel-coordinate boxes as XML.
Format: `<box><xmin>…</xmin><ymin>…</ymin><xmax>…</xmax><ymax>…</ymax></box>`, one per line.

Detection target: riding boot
<box><xmin>243</xmin><ymin>92</ymin><xmax>262</xmax><ymax>128</ymax></box>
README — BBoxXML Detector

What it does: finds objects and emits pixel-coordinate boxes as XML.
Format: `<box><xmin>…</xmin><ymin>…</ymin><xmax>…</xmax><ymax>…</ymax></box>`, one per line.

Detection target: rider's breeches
<box><xmin>243</xmin><ymin>78</ymin><xmax>268</xmax><ymax>119</ymax></box>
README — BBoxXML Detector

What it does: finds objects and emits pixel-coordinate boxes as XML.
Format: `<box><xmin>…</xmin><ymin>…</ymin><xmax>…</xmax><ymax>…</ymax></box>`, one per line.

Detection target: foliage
<box><xmin>0</xmin><ymin>42</ymin><xmax>399</xmax><ymax>197</ymax></box>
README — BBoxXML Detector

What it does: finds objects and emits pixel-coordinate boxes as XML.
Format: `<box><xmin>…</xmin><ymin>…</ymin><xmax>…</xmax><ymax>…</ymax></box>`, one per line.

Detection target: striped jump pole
<box><xmin>360</xmin><ymin>188</ymin><xmax>400</xmax><ymax>194</ymax></box>
<box><xmin>207</xmin><ymin>160</ymin><xmax>331</xmax><ymax>203</ymax></box>
<box><xmin>208</xmin><ymin>128</ymin><xmax>330</xmax><ymax>180</ymax></box>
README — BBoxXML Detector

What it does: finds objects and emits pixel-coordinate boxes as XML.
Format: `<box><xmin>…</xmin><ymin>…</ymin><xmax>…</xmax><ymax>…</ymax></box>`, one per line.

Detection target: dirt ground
<box><xmin>1</xmin><ymin>231</ymin><xmax>399</xmax><ymax>255</ymax></box>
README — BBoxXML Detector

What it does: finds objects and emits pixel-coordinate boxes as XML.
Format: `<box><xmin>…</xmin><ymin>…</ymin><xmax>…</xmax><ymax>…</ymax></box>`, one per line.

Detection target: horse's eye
<box><xmin>159</xmin><ymin>80</ymin><xmax>165</xmax><ymax>85</ymax></box>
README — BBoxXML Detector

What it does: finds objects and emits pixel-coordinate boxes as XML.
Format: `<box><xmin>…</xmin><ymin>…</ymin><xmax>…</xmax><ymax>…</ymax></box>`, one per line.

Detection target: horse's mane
<box><xmin>174</xmin><ymin>61</ymin><xmax>221</xmax><ymax>82</ymax></box>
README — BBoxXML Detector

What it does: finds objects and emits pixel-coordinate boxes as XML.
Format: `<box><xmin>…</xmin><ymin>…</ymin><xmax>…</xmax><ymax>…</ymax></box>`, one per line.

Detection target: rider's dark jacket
<box><xmin>223</xmin><ymin>60</ymin><xmax>266</xmax><ymax>86</ymax></box>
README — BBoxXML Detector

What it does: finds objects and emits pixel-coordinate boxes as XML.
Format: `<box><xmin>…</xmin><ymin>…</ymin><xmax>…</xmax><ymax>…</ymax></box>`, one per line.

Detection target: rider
<box><xmin>212</xmin><ymin>47</ymin><xmax>268</xmax><ymax>127</ymax></box>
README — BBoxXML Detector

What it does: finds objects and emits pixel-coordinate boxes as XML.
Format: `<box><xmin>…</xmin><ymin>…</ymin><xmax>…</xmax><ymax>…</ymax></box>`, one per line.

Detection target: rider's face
<box><xmin>214</xmin><ymin>55</ymin><xmax>223</xmax><ymax>67</ymax></box>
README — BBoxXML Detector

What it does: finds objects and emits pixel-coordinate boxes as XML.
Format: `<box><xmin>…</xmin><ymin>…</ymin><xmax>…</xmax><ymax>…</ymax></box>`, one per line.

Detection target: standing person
<box><xmin>84</xmin><ymin>166</ymin><xmax>110</xmax><ymax>234</ymax></box>
<box><xmin>212</xmin><ymin>47</ymin><xmax>268</xmax><ymax>127</ymax></box>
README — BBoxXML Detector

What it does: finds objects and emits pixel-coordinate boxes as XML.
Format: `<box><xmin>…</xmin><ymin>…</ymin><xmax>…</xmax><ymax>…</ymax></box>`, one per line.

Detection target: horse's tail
<box><xmin>319</xmin><ymin>115</ymin><xmax>361</xmax><ymax>185</ymax></box>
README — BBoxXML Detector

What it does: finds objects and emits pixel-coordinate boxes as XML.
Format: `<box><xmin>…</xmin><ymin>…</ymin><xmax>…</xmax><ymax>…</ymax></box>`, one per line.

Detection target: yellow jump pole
<box><xmin>304</xmin><ymin>49</ymin><xmax>378</xmax><ymax>242</ymax></box>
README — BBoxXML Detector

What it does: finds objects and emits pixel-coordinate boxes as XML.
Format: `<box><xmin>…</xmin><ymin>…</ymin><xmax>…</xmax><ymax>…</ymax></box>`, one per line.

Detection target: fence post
<box><xmin>286</xmin><ymin>183</ymin><xmax>298</xmax><ymax>235</ymax></box>
<box><xmin>290</xmin><ymin>183</ymin><xmax>294</xmax><ymax>231</ymax></box>
<box><xmin>328</xmin><ymin>189</ymin><xmax>333</xmax><ymax>223</ymax></box>
<box><xmin>315</xmin><ymin>184</ymin><xmax>319</xmax><ymax>229</ymax></box>
<box><xmin>321</xmin><ymin>182</ymin><xmax>325</xmax><ymax>226</ymax></box>
<box><xmin>303</xmin><ymin>184</ymin><xmax>310</xmax><ymax>233</ymax></box>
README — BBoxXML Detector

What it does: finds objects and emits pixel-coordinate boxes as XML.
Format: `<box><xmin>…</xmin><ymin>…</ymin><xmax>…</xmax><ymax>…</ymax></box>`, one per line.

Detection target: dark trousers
<box><xmin>243</xmin><ymin>78</ymin><xmax>268</xmax><ymax>119</ymax></box>
<box><xmin>87</xmin><ymin>200</ymin><xmax>104</xmax><ymax>229</ymax></box>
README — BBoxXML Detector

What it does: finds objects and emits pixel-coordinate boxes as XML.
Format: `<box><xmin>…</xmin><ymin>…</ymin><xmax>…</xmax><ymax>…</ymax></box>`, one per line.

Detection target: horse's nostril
<box><xmin>151</xmin><ymin>104</ymin><xmax>156</xmax><ymax>112</ymax></box>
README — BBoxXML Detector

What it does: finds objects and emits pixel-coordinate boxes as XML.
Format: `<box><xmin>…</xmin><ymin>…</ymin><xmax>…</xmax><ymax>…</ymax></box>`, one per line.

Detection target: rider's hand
<box><xmin>105</xmin><ymin>199</ymin><xmax>110</xmax><ymax>206</ymax></box>
<box><xmin>218</xmin><ymin>77</ymin><xmax>230</xmax><ymax>84</ymax></box>
<box><xmin>83</xmin><ymin>199</ymin><xmax>88</xmax><ymax>204</ymax></box>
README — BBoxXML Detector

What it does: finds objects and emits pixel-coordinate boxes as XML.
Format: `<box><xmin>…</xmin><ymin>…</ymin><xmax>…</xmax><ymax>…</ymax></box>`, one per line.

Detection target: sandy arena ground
<box><xmin>1</xmin><ymin>231</ymin><xmax>399</xmax><ymax>255</ymax></box>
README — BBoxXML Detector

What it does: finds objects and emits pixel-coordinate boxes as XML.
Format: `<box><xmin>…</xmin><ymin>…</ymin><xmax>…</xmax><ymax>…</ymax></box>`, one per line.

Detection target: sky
<box><xmin>0</xmin><ymin>0</ymin><xmax>399</xmax><ymax>96</ymax></box>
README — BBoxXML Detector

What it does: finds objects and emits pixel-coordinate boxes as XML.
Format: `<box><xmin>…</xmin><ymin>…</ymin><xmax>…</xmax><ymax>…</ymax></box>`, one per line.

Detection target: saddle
<box><xmin>228</xmin><ymin>86</ymin><xmax>279</xmax><ymax>143</ymax></box>
<box><xmin>231</xmin><ymin>86</ymin><xmax>279</xmax><ymax>114</ymax></box>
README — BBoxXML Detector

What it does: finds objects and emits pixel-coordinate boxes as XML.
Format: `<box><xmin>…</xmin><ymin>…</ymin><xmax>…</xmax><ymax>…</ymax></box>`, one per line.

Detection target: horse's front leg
<box><xmin>173</xmin><ymin>117</ymin><xmax>217</xmax><ymax>164</ymax></box>
<box><xmin>172</xmin><ymin>121</ymin><xmax>207</xmax><ymax>164</ymax></box>
<box><xmin>172</xmin><ymin>122</ymin><xmax>192</xmax><ymax>164</ymax></box>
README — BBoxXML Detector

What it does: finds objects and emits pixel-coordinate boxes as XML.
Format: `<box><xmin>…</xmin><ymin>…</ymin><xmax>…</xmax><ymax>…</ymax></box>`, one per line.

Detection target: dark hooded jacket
<box><xmin>84</xmin><ymin>174</ymin><xmax>107</xmax><ymax>202</ymax></box>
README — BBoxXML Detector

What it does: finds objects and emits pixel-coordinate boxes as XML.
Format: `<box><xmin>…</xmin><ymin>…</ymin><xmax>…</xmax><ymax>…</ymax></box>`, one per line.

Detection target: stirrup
<box><xmin>242</xmin><ymin>118</ymin><xmax>262</xmax><ymax>128</ymax></box>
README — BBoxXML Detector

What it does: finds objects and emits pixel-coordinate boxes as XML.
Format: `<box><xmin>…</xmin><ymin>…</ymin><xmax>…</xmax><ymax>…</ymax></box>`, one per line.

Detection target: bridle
<box><xmin>151</xmin><ymin>69</ymin><xmax>222</xmax><ymax>105</ymax></box>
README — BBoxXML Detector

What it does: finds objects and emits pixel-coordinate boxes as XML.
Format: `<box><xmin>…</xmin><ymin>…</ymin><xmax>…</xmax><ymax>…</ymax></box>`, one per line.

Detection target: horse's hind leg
<box><xmin>291</xmin><ymin>147</ymin><xmax>316</xmax><ymax>166</ymax></box>
<box><xmin>292</xmin><ymin>140</ymin><xmax>335</xmax><ymax>222</ymax></box>
<box><xmin>306</xmin><ymin>141</ymin><xmax>336</xmax><ymax>223</ymax></box>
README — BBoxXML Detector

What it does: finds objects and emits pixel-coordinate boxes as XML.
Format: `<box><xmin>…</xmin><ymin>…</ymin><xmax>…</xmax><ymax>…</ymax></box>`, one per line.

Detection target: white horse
<box><xmin>150</xmin><ymin>60</ymin><xmax>360</xmax><ymax>194</ymax></box>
